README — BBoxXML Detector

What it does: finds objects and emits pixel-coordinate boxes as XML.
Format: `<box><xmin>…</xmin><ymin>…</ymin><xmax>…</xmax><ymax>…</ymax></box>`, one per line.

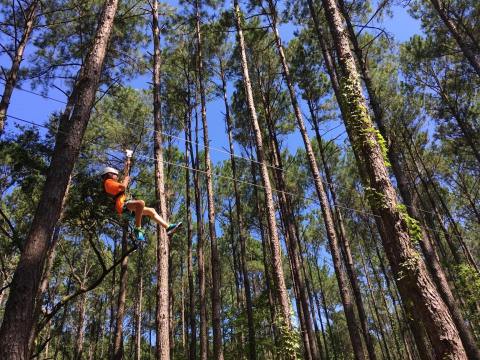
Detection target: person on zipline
<box><xmin>101</xmin><ymin>151</ymin><xmax>182</xmax><ymax>241</ymax></box>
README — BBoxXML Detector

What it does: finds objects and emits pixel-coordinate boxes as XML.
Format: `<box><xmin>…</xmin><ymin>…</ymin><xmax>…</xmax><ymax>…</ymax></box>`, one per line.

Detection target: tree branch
<box><xmin>0</xmin><ymin>206</ymin><xmax>15</xmax><ymax>235</ymax></box>
<box><xmin>38</xmin><ymin>243</ymin><xmax>138</xmax><ymax>330</ymax></box>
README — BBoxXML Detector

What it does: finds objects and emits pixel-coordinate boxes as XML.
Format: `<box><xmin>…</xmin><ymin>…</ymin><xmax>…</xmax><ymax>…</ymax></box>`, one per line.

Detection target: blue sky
<box><xmin>0</xmin><ymin>0</ymin><xmax>424</xmax><ymax>309</ymax></box>
<box><xmin>1</xmin><ymin>0</ymin><xmax>421</xmax><ymax>160</ymax></box>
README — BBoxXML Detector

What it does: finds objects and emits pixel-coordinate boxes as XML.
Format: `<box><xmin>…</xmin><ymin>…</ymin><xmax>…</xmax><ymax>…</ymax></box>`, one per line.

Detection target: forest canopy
<box><xmin>0</xmin><ymin>0</ymin><xmax>479</xmax><ymax>359</ymax></box>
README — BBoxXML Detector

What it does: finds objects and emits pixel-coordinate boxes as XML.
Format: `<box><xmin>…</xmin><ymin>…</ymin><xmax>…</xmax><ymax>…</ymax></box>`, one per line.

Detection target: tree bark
<box><xmin>112</xmin><ymin>228</ymin><xmax>129</xmax><ymax>360</ymax></box>
<box><xmin>191</xmin><ymin>103</ymin><xmax>207</xmax><ymax>360</ymax></box>
<box><xmin>250</xmin><ymin>160</ymin><xmax>279</xmax><ymax>354</ymax></box>
<box><xmin>366</xmin><ymin>221</ymin><xmax>434</xmax><ymax>360</ymax></box>
<box><xmin>338</xmin><ymin>13</ymin><xmax>480</xmax><ymax>346</ymax></box>
<box><xmin>0</xmin><ymin>0</ymin><xmax>39</xmax><ymax>134</ymax></box>
<box><xmin>306</xmin><ymin>3</ymin><xmax>435</xmax><ymax>358</ymax></box>
<box><xmin>0</xmin><ymin>1</ymin><xmax>119</xmax><ymax>357</ymax></box>
<box><xmin>27</xmin><ymin>220</ymin><xmax>65</xmax><ymax>356</ymax></box>
<box><xmin>309</xmin><ymin>99</ymin><xmax>377</xmax><ymax>360</ymax></box>
<box><xmin>261</xmin><ymin>91</ymin><xmax>318</xmax><ymax>360</ymax></box>
<box><xmin>232</xmin><ymin>3</ymin><xmax>294</xmax><ymax>357</ymax></box>
<box><xmin>135</xmin><ymin>252</ymin><xmax>144</xmax><ymax>360</ymax></box>
<box><xmin>319</xmin><ymin>0</ymin><xmax>468</xmax><ymax>357</ymax></box>
<box><xmin>265</xmin><ymin>2</ymin><xmax>365</xmax><ymax>358</ymax></box>
<box><xmin>150</xmin><ymin>2</ymin><xmax>171</xmax><ymax>359</ymax></box>
<box><xmin>184</xmin><ymin>91</ymin><xmax>197</xmax><ymax>360</ymax></box>
<box><xmin>220</xmin><ymin>60</ymin><xmax>257</xmax><ymax>360</ymax></box>
<box><xmin>74</xmin><ymin>293</ymin><xmax>88</xmax><ymax>360</ymax></box>
<box><xmin>194</xmin><ymin>2</ymin><xmax>223</xmax><ymax>358</ymax></box>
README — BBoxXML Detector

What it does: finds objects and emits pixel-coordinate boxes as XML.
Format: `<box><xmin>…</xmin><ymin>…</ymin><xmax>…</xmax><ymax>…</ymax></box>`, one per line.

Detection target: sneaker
<box><xmin>134</xmin><ymin>227</ymin><xmax>145</xmax><ymax>242</ymax></box>
<box><xmin>166</xmin><ymin>222</ymin><xmax>182</xmax><ymax>235</ymax></box>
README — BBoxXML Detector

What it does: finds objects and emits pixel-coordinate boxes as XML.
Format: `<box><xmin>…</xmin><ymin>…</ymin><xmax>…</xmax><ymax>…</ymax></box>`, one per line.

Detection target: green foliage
<box><xmin>340</xmin><ymin>76</ymin><xmax>391</xmax><ymax>168</ymax></box>
<box><xmin>2</xmin><ymin>0</ymin><xmax>480</xmax><ymax>358</ymax></box>
<box><xmin>454</xmin><ymin>263</ymin><xmax>480</xmax><ymax>327</ymax></box>
<box><xmin>396</xmin><ymin>204</ymin><xmax>422</xmax><ymax>245</ymax></box>
<box><xmin>30</xmin><ymin>0</ymin><xmax>149</xmax><ymax>90</ymax></box>
<box><xmin>276</xmin><ymin>313</ymin><xmax>301</xmax><ymax>358</ymax></box>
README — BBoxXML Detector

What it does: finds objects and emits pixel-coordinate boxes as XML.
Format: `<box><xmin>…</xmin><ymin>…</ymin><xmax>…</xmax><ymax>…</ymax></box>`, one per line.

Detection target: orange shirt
<box><xmin>104</xmin><ymin>179</ymin><xmax>126</xmax><ymax>214</ymax></box>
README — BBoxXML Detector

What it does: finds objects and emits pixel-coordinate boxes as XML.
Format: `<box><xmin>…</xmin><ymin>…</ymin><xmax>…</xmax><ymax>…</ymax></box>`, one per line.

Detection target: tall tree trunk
<box><xmin>370</xmin><ymin>242</ymin><xmax>415</xmax><ymax>360</ymax></box>
<box><xmin>359</xmin><ymin>251</ymin><xmax>392</xmax><ymax>360</ymax></box>
<box><xmin>307</xmin><ymin>2</ymin><xmax>431</xmax><ymax>358</ymax></box>
<box><xmin>362</xmin><ymin>239</ymin><xmax>405</xmax><ymax>360</ymax></box>
<box><xmin>150</xmin><ymin>1</ymin><xmax>170</xmax><ymax>359</ymax></box>
<box><xmin>181</xmin><ymin>267</ymin><xmax>187</xmax><ymax>354</ymax></box>
<box><xmin>314</xmin><ymin>257</ymin><xmax>337</xmax><ymax>360</ymax></box>
<box><xmin>428</xmin><ymin>0</ymin><xmax>480</xmax><ymax>77</ymax></box>
<box><xmin>194</xmin><ymin>2</ymin><xmax>223</xmax><ymax>358</ymax></box>
<box><xmin>220</xmin><ymin>60</ymin><xmax>256</xmax><ymax>360</ymax></box>
<box><xmin>336</xmin><ymin>2</ymin><xmax>480</xmax><ymax>355</ymax></box>
<box><xmin>265</xmin><ymin>2</ymin><xmax>366</xmax><ymax>358</ymax></box>
<box><xmin>112</xmin><ymin>228</ymin><xmax>130</xmax><ymax>360</ymax></box>
<box><xmin>319</xmin><ymin>0</ymin><xmax>468</xmax><ymax>357</ymax></box>
<box><xmin>0</xmin><ymin>0</ymin><xmax>38</xmax><ymax>134</ymax></box>
<box><xmin>135</xmin><ymin>251</ymin><xmax>144</xmax><ymax>360</ymax></box>
<box><xmin>366</xmin><ymin>220</ymin><xmax>434</xmax><ymax>360</ymax></box>
<box><xmin>261</xmin><ymin>91</ymin><xmax>317</xmax><ymax>360</ymax></box>
<box><xmin>184</xmin><ymin>96</ymin><xmax>197</xmax><ymax>360</ymax></box>
<box><xmin>292</xmin><ymin>215</ymin><xmax>327</xmax><ymax>357</ymax></box>
<box><xmin>308</xmin><ymin>99</ymin><xmax>377</xmax><ymax>360</ymax></box>
<box><xmin>250</xmin><ymin>160</ymin><xmax>279</xmax><ymax>354</ymax></box>
<box><xmin>191</xmin><ymin>103</ymin><xmax>207</xmax><ymax>360</ymax></box>
<box><xmin>108</xmin><ymin>238</ymin><xmax>118</xmax><ymax>359</ymax></box>
<box><xmin>232</xmin><ymin>3</ymin><xmax>294</xmax><ymax>357</ymax></box>
<box><xmin>74</xmin><ymin>293</ymin><xmax>88</xmax><ymax>360</ymax></box>
<box><xmin>0</xmin><ymin>1</ymin><xmax>119</xmax><ymax>357</ymax></box>
<box><xmin>28</xmin><ymin>219</ymin><xmax>66</xmax><ymax>356</ymax></box>
<box><xmin>307</xmin><ymin>259</ymin><xmax>330</xmax><ymax>360</ymax></box>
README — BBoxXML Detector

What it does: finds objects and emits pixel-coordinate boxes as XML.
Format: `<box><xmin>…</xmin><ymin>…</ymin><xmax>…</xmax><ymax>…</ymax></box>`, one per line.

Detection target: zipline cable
<box><xmin>4</xmin><ymin>113</ymin><xmax>475</xmax><ymax>243</ymax></box>
<box><xmin>5</xmin><ymin>113</ymin><xmax>376</xmax><ymax>220</ymax></box>
<box><xmin>0</xmin><ymin>79</ymin><xmax>350</xmax><ymax>192</ymax></box>
<box><xmin>1</xmin><ymin>81</ymin><xmax>470</xmax><ymax>224</ymax></box>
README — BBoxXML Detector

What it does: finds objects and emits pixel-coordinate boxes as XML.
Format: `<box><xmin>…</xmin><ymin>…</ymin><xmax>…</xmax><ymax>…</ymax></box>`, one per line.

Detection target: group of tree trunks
<box><xmin>0</xmin><ymin>0</ymin><xmax>479</xmax><ymax>359</ymax></box>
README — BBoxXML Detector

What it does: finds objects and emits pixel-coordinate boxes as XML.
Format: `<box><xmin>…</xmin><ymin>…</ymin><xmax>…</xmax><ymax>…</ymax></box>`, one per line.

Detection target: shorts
<box><xmin>115</xmin><ymin>193</ymin><xmax>133</xmax><ymax>214</ymax></box>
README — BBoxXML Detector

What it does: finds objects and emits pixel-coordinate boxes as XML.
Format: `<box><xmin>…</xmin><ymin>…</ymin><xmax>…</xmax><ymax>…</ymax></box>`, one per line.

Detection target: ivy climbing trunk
<box><xmin>0</xmin><ymin>0</ymin><xmax>39</xmax><ymax>134</ymax></box>
<box><xmin>194</xmin><ymin>2</ymin><xmax>224</xmax><ymax>358</ymax></box>
<box><xmin>265</xmin><ymin>1</ymin><xmax>365</xmax><ymax>358</ymax></box>
<box><xmin>233</xmin><ymin>1</ymin><xmax>294</xmax><ymax>357</ymax></box>
<box><xmin>320</xmin><ymin>0</ymin><xmax>467</xmax><ymax>357</ymax></box>
<box><xmin>337</xmin><ymin>0</ymin><xmax>480</xmax><ymax>355</ymax></box>
<box><xmin>306</xmin><ymin>3</ymin><xmax>433</xmax><ymax>358</ymax></box>
<box><xmin>0</xmin><ymin>0</ymin><xmax>119</xmax><ymax>357</ymax></box>
<box><xmin>220</xmin><ymin>60</ymin><xmax>257</xmax><ymax>360</ymax></box>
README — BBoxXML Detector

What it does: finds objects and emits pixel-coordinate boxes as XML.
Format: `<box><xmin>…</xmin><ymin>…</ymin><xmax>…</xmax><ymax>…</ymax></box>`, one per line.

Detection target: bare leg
<box><xmin>142</xmin><ymin>207</ymin><xmax>169</xmax><ymax>228</ymax></box>
<box><xmin>126</xmin><ymin>200</ymin><xmax>145</xmax><ymax>228</ymax></box>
